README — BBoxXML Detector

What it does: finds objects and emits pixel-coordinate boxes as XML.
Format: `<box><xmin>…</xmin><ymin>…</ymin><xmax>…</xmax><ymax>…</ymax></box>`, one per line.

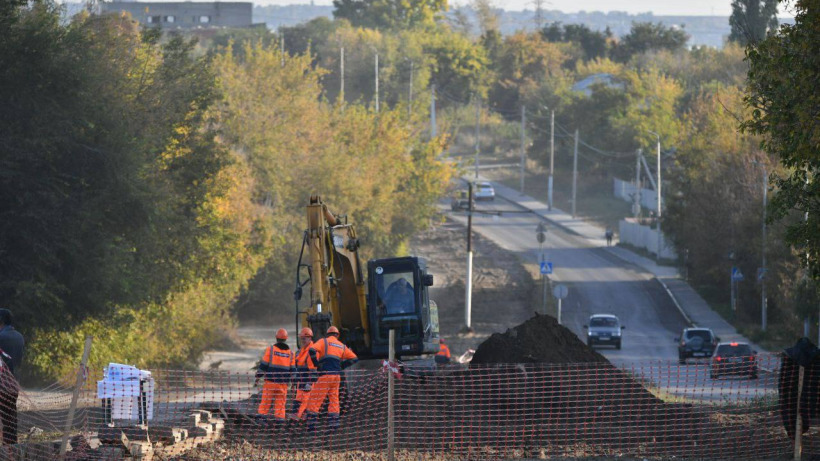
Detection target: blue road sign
<box><xmin>540</xmin><ymin>262</ymin><xmax>553</xmax><ymax>275</ymax></box>
<box><xmin>731</xmin><ymin>266</ymin><xmax>744</xmax><ymax>282</ymax></box>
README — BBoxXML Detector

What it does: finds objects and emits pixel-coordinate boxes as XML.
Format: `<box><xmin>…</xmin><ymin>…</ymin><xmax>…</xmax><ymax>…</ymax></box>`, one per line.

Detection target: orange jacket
<box><xmin>256</xmin><ymin>343</ymin><xmax>295</xmax><ymax>383</ymax></box>
<box><xmin>435</xmin><ymin>343</ymin><xmax>451</xmax><ymax>364</ymax></box>
<box><xmin>309</xmin><ymin>336</ymin><xmax>358</xmax><ymax>374</ymax></box>
<box><xmin>295</xmin><ymin>341</ymin><xmax>318</xmax><ymax>387</ymax></box>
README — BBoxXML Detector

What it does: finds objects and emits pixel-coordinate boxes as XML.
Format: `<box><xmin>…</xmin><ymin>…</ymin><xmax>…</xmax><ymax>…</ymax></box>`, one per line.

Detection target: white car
<box><xmin>583</xmin><ymin>314</ymin><xmax>625</xmax><ymax>349</ymax></box>
<box><xmin>474</xmin><ymin>182</ymin><xmax>495</xmax><ymax>201</ymax></box>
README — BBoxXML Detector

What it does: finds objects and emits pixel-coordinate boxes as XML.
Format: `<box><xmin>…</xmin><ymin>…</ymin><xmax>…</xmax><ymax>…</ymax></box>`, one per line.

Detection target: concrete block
<box><xmin>147</xmin><ymin>426</ymin><xmax>187</xmax><ymax>444</ymax></box>
<box><xmin>195</xmin><ymin>409</ymin><xmax>212</xmax><ymax>423</ymax></box>
<box><xmin>96</xmin><ymin>446</ymin><xmax>125</xmax><ymax>460</ymax></box>
<box><xmin>211</xmin><ymin>418</ymin><xmax>225</xmax><ymax>437</ymax></box>
<box><xmin>189</xmin><ymin>422</ymin><xmax>213</xmax><ymax>438</ymax></box>
<box><xmin>129</xmin><ymin>441</ymin><xmax>153</xmax><ymax>460</ymax></box>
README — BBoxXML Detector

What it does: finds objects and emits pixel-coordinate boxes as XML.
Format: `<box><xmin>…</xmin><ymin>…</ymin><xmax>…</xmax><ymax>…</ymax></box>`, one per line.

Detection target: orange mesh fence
<box><xmin>4</xmin><ymin>352</ymin><xmax>818</xmax><ymax>459</ymax></box>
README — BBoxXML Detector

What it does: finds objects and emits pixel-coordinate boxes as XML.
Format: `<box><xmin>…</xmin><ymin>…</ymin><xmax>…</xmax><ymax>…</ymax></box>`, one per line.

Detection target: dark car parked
<box><xmin>710</xmin><ymin>342</ymin><xmax>758</xmax><ymax>379</ymax></box>
<box><xmin>676</xmin><ymin>327</ymin><xmax>719</xmax><ymax>364</ymax></box>
<box><xmin>450</xmin><ymin>190</ymin><xmax>475</xmax><ymax>211</ymax></box>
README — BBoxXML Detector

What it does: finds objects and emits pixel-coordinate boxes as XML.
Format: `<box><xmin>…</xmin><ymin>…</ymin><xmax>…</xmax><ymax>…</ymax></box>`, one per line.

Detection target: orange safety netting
<box><xmin>2</xmin><ymin>353</ymin><xmax>818</xmax><ymax>460</ymax></box>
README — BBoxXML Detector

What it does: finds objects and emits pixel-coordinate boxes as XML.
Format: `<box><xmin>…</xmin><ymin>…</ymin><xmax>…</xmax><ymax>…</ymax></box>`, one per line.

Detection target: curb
<box><xmin>655</xmin><ymin>278</ymin><xmax>695</xmax><ymax>328</ymax></box>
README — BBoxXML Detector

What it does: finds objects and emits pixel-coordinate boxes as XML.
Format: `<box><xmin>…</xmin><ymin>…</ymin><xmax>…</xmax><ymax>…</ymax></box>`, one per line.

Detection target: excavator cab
<box><xmin>367</xmin><ymin>256</ymin><xmax>439</xmax><ymax>358</ymax></box>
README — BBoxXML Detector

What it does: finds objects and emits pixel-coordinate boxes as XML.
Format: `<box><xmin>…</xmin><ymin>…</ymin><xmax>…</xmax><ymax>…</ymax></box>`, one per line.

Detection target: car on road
<box><xmin>583</xmin><ymin>314</ymin><xmax>625</xmax><ymax>349</ymax></box>
<box><xmin>474</xmin><ymin>182</ymin><xmax>495</xmax><ymax>201</ymax></box>
<box><xmin>710</xmin><ymin>342</ymin><xmax>758</xmax><ymax>379</ymax></box>
<box><xmin>675</xmin><ymin>327</ymin><xmax>719</xmax><ymax>364</ymax></box>
<box><xmin>450</xmin><ymin>191</ymin><xmax>475</xmax><ymax>211</ymax></box>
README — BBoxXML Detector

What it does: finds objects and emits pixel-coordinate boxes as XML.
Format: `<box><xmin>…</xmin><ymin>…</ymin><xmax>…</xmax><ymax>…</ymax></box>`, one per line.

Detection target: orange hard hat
<box><xmin>326</xmin><ymin>326</ymin><xmax>340</xmax><ymax>336</ymax></box>
<box><xmin>275</xmin><ymin>328</ymin><xmax>288</xmax><ymax>341</ymax></box>
<box><xmin>299</xmin><ymin>327</ymin><xmax>314</xmax><ymax>338</ymax></box>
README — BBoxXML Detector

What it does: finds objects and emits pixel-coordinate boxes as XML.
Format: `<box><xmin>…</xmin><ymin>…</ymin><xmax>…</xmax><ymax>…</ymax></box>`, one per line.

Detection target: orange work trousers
<box><xmin>258</xmin><ymin>381</ymin><xmax>288</xmax><ymax>419</ymax></box>
<box><xmin>294</xmin><ymin>388</ymin><xmax>309</xmax><ymax>418</ymax></box>
<box><xmin>306</xmin><ymin>374</ymin><xmax>341</xmax><ymax>415</ymax></box>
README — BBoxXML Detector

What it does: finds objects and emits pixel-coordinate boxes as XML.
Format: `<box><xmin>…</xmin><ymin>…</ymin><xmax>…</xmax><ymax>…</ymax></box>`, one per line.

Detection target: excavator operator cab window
<box><xmin>377</xmin><ymin>272</ymin><xmax>417</xmax><ymax>315</ymax></box>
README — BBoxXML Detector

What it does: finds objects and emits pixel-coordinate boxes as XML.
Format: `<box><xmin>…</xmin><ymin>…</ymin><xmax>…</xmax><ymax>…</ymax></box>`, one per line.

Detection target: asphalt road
<box><xmin>446</xmin><ymin>196</ymin><xmax>776</xmax><ymax>400</ymax></box>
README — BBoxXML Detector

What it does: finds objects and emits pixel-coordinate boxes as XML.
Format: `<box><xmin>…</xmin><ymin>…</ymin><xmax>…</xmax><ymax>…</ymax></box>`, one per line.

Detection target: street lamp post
<box><xmin>648</xmin><ymin>131</ymin><xmax>662</xmax><ymax>262</ymax></box>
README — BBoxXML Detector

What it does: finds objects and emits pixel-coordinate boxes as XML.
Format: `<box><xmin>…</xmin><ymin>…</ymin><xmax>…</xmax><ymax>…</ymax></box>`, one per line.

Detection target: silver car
<box><xmin>474</xmin><ymin>182</ymin><xmax>495</xmax><ymax>201</ymax></box>
<box><xmin>583</xmin><ymin>314</ymin><xmax>625</xmax><ymax>349</ymax></box>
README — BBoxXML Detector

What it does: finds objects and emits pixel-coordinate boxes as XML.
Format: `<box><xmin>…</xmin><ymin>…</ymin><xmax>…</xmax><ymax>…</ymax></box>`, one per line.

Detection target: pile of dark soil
<box><xmin>471</xmin><ymin>313</ymin><xmax>607</xmax><ymax>364</ymax></box>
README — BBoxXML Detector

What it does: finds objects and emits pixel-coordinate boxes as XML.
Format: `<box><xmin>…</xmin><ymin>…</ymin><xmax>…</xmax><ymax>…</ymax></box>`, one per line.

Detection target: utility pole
<box><xmin>430</xmin><ymin>84</ymin><xmax>436</xmax><ymax>138</ymax></box>
<box><xmin>465</xmin><ymin>183</ymin><xmax>474</xmax><ymax>332</ymax></box>
<box><xmin>340</xmin><ymin>47</ymin><xmax>345</xmax><ymax>110</ymax></box>
<box><xmin>408</xmin><ymin>60</ymin><xmax>414</xmax><ymax>119</ymax></box>
<box><xmin>520</xmin><ymin>106</ymin><xmax>526</xmax><ymax>194</ymax></box>
<box><xmin>657</xmin><ymin>135</ymin><xmax>662</xmax><ymax>260</ymax></box>
<box><xmin>280</xmin><ymin>35</ymin><xmax>285</xmax><ymax>68</ymax></box>
<box><xmin>533</xmin><ymin>0</ymin><xmax>545</xmax><ymax>28</ymax></box>
<box><xmin>548</xmin><ymin>110</ymin><xmax>554</xmax><ymax>210</ymax></box>
<box><xmin>635</xmin><ymin>149</ymin><xmax>642</xmax><ymax>219</ymax></box>
<box><xmin>375</xmin><ymin>52</ymin><xmax>380</xmax><ymax>113</ymax></box>
<box><xmin>648</xmin><ymin>130</ymin><xmax>662</xmax><ymax>261</ymax></box>
<box><xmin>572</xmin><ymin>128</ymin><xmax>578</xmax><ymax>218</ymax></box>
<box><xmin>761</xmin><ymin>165</ymin><xmax>768</xmax><ymax>332</ymax></box>
<box><xmin>474</xmin><ymin>96</ymin><xmax>481</xmax><ymax>179</ymax></box>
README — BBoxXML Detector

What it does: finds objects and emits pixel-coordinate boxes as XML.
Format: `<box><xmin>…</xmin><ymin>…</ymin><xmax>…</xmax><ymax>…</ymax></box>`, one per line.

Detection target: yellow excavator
<box><xmin>293</xmin><ymin>195</ymin><xmax>440</xmax><ymax>359</ymax></box>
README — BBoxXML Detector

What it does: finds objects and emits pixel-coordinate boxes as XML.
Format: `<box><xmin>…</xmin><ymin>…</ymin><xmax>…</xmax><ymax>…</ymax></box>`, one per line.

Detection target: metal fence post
<box><xmin>59</xmin><ymin>336</ymin><xmax>92</xmax><ymax>459</ymax></box>
<box><xmin>388</xmin><ymin>329</ymin><xmax>395</xmax><ymax>461</ymax></box>
<box><xmin>795</xmin><ymin>365</ymin><xmax>805</xmax><ymax>461</ymax></box>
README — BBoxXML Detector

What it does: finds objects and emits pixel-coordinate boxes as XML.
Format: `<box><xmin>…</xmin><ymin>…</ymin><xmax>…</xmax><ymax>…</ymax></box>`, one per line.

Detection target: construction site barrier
<box><xmin>3</xmin><ymin>352</ymin><xmax>817</xmax><ymax>460</ymax></box>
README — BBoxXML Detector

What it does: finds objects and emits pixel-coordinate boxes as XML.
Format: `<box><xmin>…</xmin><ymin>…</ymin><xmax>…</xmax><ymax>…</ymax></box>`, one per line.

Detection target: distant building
<box><xmin>99</xmin><ymin>1</ymin><xmax>253</xmax><ymax>29</ymax></box>
<box><xmin>571</xmin><ymin>73</ymin><xmax>625</xmax><ymax>96</ymax></box>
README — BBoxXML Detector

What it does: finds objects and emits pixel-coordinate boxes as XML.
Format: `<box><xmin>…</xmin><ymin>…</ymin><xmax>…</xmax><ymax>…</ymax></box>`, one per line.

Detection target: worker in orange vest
<box><xmin>256</xmin><ymin>328</ymin><xmax>295</xmax><ymax>421</ymax></box>
<box><xmin>291</xmin><ymin>327</ymin><xmax>317</xmax><ymax>419</ymax></box>
<box><xmin>304</xmin><ymin>326</ymin><xmax>358</xmax><ymax>432</ymax></box>
<box><xmin>435</xmin><ymin>338</ymin><xmax>451</xmax><ymax>365</ymax></box>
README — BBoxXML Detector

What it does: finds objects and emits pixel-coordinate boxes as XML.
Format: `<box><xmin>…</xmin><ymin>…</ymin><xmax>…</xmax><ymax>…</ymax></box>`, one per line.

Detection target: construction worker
<box><xmin>304</xmin><ymin>326</ymin><xmax>358</xmax><ymax>432</ymax></box>
<box><xmin>255</xmin><ymin>328</ymin><xmax>295</xmax><ymax>422</ymax></box>
<box><xmin>291</xmin><ymin>327</ymin><xmax>317</xmax><ymax>419</ymax></box>
<box><xmin>435</xmin><ymin>338</ymin><xmax>451</xmax><ymax>365</ymax></box>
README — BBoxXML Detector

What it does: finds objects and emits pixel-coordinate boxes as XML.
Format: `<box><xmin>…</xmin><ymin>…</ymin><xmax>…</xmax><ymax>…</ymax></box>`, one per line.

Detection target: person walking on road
<box><xmin>435</xmin><ymin>338</ymin><xmax>451</xmax><ymax>365</ymax></box>
<box><xmin>291</xmin><ymin>327</ymin><xmax>317</xmax><ymax>420</ymax></box>
<box><xmin>0</xmin><ymin>309</ymin><xmax>23</xmax><ymax>445</ymax></box>
<box><xmin>304</xmin><ymin>326</ymin><xmax>358</xmax><ymax>432</ymax></box>
<box><xmin>256</xmin><ymin>328</ymin><xmax>295</xmax><ymax>422</ymax></box>
<box><xmin>605</xmin><ymin>227</ymin><xmax>614</xmax><ymax>247</ymax></box>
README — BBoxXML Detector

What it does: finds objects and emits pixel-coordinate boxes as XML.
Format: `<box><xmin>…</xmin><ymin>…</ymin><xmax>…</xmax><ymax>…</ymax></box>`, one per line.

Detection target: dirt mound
<box><xmin>471</xmin><ymin>313</ymin><xmax>607</xmax><ymax>364</ymax></box>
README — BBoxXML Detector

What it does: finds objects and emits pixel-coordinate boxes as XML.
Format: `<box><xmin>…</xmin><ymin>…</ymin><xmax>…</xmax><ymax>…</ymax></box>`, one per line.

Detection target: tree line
<box><xmin>1</xmin><ymin>0</ymin><xmax>814</xmax><ymax>379</ymax></box>
<box><xmin>0</xmin><ymin>0</ymin><xmax>451</xmax><ymax>380</ymax></box>
<box><xmin>260</xmin><ymin>0</ymin><xmax>815</xmax><ymax>345</ymax></box>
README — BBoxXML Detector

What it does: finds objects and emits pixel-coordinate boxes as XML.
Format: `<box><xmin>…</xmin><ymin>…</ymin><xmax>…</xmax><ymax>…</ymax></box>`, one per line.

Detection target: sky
<box><xmin>253</xmin><ymin>0</ymin><xmax>737</xmax><ymax>16</ymax></box>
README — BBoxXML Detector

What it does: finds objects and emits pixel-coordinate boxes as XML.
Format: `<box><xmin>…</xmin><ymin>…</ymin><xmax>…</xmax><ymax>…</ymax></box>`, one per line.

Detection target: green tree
<box><xmin>729</xmin><ymin>0</ymin><xmax>779</xmax><ymax>45</ymax></box>
<box><xmin>333</xmin><ymin>0</ymin><xmax>447</xmax><ymax>30</ymax></box>
<box><xmin>541</xmin><ymin>22</ymin><xmax>611</xmax><ymax>61</ymax></box>
<box><xmin>489</xmin><ymin>32</ymin><xmax>568</xmax><ymax>115</ymax></box>
<box><xmin>1</xmin><ymin>2</ymin><xmax>271</xmax><ymax>378</ymax></box>
<box><xmin>743</xmin><ymin>0</ymin><xmax>820</xmax><ymax>278</ymax></box>
<box><xmin>613</xmin><ymin>22</ymin><xmax>689</xmax><ymax>63</ymax></box>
